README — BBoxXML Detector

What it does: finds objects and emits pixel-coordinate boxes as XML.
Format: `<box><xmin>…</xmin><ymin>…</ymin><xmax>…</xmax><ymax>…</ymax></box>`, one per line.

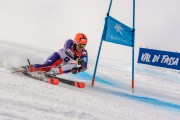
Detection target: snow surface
<box><xmin>0</xmin><ymin>40</ymin><xmax>180</xmax><ymax>120</ymax></box>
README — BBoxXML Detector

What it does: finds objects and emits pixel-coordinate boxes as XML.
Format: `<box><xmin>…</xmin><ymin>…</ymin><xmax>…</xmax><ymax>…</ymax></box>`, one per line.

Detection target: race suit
<box><xmin>32</xmin><ymin>39</ymin><xmax>88</xmax><ymax>73</ymax></box>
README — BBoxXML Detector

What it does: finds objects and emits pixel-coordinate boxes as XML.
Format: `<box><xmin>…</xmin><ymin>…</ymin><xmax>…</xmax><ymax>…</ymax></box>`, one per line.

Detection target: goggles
<box><xmin>77</xmin><ymin>43</ymin><xmax>86</xmax><ymax>49</ymax></box>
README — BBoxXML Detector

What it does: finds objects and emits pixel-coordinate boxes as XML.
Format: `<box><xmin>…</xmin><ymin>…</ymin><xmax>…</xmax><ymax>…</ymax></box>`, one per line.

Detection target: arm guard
<box><xmin>63</xmin><ymin>39</ymin><xmax>78</xmax><ymax>60</ymax></box>
<box><xmin>65</xmin><ymin>48</ymin><xmax>78</xmax><ymax>60</ymax></box>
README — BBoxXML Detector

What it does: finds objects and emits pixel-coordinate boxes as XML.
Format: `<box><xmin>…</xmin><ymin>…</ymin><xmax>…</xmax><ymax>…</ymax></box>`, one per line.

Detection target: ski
<box><xmin>12</xmin><ymin>67</ymin><xmax>60</xmax><ymax>85</ymax></box>
<box><xmin>12</xmin><ymin>67</ymin><xmax>85</xmax><ymax>88</ymax></box>
<box><xmin>46</xmin><ymin>74</ymin><xmax>85</xmax><ymax>88</ymax></box>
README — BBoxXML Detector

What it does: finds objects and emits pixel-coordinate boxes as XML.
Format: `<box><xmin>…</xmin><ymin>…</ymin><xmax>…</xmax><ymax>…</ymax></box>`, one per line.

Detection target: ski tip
<box><xmin>47</xmin><ymin>78</ymin><xmax>60</xmax><ymax>85</ymax></box>
<box><xmin>74</xmin><ymin>82</ymin><xmax>85</xmax><ymax>88</ymax></box>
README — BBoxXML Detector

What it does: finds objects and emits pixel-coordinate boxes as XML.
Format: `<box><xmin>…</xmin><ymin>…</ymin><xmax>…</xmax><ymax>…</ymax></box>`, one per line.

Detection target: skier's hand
<box><xmin>76</xmin><ymin>58</ymin><xmax>84</xmax><ymax>65</ymax></box>
<box><xmin>71</xmin><ymin>67</ymin><xmax>82</xmax><ymax>74</ymax></box>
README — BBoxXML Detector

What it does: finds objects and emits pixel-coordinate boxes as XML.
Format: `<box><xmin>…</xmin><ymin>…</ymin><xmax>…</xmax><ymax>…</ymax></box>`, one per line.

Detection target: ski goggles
<box><xmin>77</xmin><ymin>44</ymin><xmax>86</xmax><ymax>49</ymax></box>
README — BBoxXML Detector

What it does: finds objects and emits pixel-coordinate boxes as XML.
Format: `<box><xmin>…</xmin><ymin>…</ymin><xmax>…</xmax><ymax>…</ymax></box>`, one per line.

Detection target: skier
<box><xmin>28</xmin><ymin>33</ymin><xmax>88</xmax><ymax>75</ymax></box>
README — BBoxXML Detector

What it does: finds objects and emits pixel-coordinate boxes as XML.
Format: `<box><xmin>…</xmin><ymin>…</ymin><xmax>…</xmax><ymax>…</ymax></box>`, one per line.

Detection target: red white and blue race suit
<box><xmin>32</xmin><ymin>39</ymin><xmax>88</xmax><ymax>74</ymax></box>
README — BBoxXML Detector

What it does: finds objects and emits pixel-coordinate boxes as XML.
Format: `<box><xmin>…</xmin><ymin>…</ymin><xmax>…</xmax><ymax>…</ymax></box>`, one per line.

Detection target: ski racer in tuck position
<box><xmin>27</xmin><ymin>33</ymin><xmax>88</xmax><ymax>76</ymax></box>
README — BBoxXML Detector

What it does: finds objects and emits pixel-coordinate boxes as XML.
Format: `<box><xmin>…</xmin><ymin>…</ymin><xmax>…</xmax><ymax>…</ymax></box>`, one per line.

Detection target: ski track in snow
<box><xmin>0</xmin><ymin>40</ymin><xmax>180</xmax><ymax>120</ymax></box>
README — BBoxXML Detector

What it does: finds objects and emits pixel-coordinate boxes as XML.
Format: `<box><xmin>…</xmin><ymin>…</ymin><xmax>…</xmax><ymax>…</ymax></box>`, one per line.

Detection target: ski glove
<box><xmin>76</xmin><ymin>58</ymin><xmax>84</xmax><ymax>65</ymax></box>
<box><xmin>71</xmin><ymin>67</ymin><xmax>82</xmax><ymax>74</ymax></box>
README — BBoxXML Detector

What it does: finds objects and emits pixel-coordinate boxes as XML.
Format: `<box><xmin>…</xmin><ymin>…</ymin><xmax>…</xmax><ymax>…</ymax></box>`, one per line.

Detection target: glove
<box><xmin>71</xmin><ymin>67</ymin><xmax>82</xmax><ymax>74</ymax></box>
<box><xmin>76</xmin><ymin>58</ymin><xmax>84</xmax><ymax>65</ymax></box>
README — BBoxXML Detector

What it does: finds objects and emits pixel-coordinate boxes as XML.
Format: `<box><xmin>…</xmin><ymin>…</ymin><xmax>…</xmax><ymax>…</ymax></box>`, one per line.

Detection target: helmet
<box><xmin>74</xmin><ymin>33</ymin><xmax>88</xmax><ymax>45</ymax></box>
<box><xmin>74</xmin><ymin>33</ymin><xmax>88</xmax><ymax>50</ymax></box>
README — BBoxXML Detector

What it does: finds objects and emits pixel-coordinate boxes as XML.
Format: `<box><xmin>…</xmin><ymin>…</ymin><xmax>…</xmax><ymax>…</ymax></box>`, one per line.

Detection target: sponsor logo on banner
<box><xmin>138</xmin><ymin>48</ymin><xmax>180</xmax><ymax>70</ymax></box>
<box><xmin>102</xmin><ymin>16</ymin><xmax>134</xmax><ymax>47</ymax></box>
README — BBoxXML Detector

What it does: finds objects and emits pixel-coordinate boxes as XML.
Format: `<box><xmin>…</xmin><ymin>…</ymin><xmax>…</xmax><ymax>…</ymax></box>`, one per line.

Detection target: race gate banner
<box><xmin>102</xmin><ymin>16</ymin><xmax>134</xmax><ymax>47</ymax></box>
<box><xmin>138</xmin><ymin>48</ymin><xmax>180</xmax><ymax>70</ymax></box>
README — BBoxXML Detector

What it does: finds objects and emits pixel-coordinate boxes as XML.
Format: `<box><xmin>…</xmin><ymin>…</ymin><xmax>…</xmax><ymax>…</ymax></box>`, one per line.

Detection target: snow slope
<box><xmin>0</xmin><ymin>41</ymin><xmax>180</xmax><ymax>120</ymax></box>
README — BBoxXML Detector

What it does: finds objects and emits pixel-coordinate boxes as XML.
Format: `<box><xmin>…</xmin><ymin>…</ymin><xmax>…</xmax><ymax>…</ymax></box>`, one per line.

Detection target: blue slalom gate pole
<box><xmin>132</xmin><ymin>0</ymin><xmax>136</xmax><ymax>93</ymax></box>
<box><xmin>91</xmin><ymin>0</ymin><xmax>113</xmax><ymax>87</ymax></box>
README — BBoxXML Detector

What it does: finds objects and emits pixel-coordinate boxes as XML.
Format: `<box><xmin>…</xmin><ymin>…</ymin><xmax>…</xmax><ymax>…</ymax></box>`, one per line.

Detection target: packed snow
<box><xmin>0</xmin><ymin>40</ymin><xmax>180</xmax><ymax>120</ymax></box>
